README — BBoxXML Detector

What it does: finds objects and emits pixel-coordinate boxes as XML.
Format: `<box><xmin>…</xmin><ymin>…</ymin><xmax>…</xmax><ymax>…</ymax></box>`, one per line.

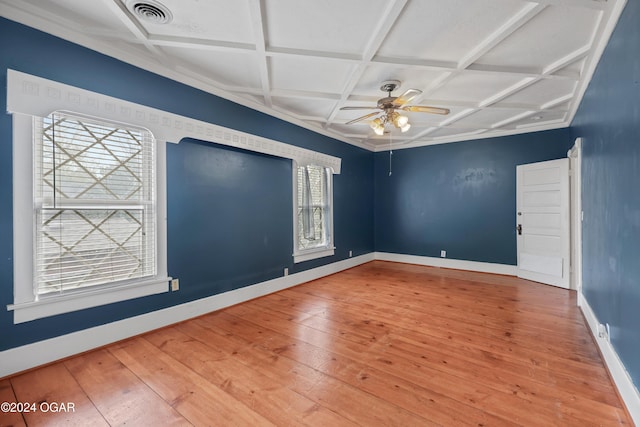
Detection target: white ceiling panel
<box><xmin>271</xmin><ymin>96</ymin><xmax>336</xmax><ymax>120</ymax></box>
<box><xmin>0</xmin><ymin>0</ymin><xmax>624</xmax><ymax>151</ymax></box>
<box><xmin>428</xmin><ymin>72</ymin><xmax>526</xmax><ymax>103</ymax></box>
<box><xmin>163</xmin><ymin>47</ymin><xmax>262</xmax><ymax>89</ymax></box>
<box><xmin>378</xmin><ymin>0</ymin><xmax>526</xmax><ymax>63</ymax></box>
<box><xmin>352</xmin><ymin>65</ymin><xmax>449</xmax><ymax>98</ymax></box>
<box><xmin>134</xmin><ymin>0</ymin><xmax>255</xmax><ymax>44</ymax></box>
<box><xmin>498</xmin><ymin>78</ymin><xmax>577</xmax><ymax>107</ymax></box>
<box><xmin>475</xmin><ymin>5</ymin><xmax>602</xmax><ymax>71</ymax></box>
<box><xmin>264</xmin><ymin>0</ymin><xmax>389</xmax><ymax>54</ymax></box>
<box><xmin>462</xmin><ymin>108</ymin><xmax>526</xmax><ymax>127</ymax></box>
<box><xmin>15</xmin><ymin>0</ymin><xmax>126</xmax><ymax>30</ymax></box>
<box><xmin>269</xmin><ymin>56</ymin><xmax>355</xmax><ymax>94</ymax></box>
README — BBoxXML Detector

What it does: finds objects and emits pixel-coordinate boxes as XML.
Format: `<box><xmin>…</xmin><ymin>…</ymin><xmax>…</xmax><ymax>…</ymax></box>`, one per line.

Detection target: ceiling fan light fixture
<box><xmin>400</xmin><ymin>122</ymin><xmax>411</xmax><ymax>133</ymax></box>
<box><xmin>370</xmin><ymin>117</ymin><xmax>385</xmax><ymax>135</ymax></box>
<box><xmin>396</xmin><ymin>114</ymin><xmax>409</xmax><ymax>127</ymax></box>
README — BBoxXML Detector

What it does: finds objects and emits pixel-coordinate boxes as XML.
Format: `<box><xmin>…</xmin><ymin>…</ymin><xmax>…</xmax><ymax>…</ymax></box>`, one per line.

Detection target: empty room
<box><xmin>0</xmin><ymin>0</ymin><xmax>639</xmax><ymax>425</ymax></box>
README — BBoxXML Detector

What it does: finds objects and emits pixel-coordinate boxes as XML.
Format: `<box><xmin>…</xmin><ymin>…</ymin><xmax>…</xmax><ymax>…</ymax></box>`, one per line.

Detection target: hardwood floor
<box><xmin>1</xmin><ymin>261</ymin><xmax>632</xmax><ymax>426</ymax></box>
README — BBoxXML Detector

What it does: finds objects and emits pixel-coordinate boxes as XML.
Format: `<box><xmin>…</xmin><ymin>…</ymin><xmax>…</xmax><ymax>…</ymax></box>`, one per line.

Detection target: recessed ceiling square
<box><xmin>270</xmin><ymin>56</ymin><xmax>355</xmax><ymax>94</ymax></box>
<box><xmin>131</xmin><ymin>0</ymin><xmax>255</xmax><ymax>44</ymax></box>
<box><xmin>428</xmin><ymin>72</ymin><xmax>525</xmax><ymax>104</ymax></box>
<box><xmin>458</xmin><ymin>108</ymin><xmax>524</xmax><ymax>127</ymax></box>
<box><xmin>498</xmin><ymin>78</ymin><xmax>577</xmax><ymax>107</ymax></box>
<box><xmin>264</xmin><ymin>0</ymin><xmax>389</xmax><ymax>54</ymax></box>
<box><xmin>474</xmin><ymin>5</ymin><xmax>601</xmax><ymax>71</ymax></box>
<box><xmin>163</xmin><ymin>47</ymin><xmax>262</xmax><ymax>89</ymax></box>
<box><xmin>272</xmin><ymin>96</ymin><xmax>336</xmax><ymax>119</ymax></box>
<box><xmin>378</xmin><ymin>0</ymin><xmax>526</xmax><ymax>63</ymax></box>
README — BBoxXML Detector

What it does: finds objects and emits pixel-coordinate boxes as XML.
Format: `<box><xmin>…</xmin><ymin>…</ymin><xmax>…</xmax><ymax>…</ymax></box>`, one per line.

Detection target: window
<box><xmin>10</xmin><ymin>111</ymin><xmax>169</xmax><ymax>323</ymax></box>
<box><xmin>35</xmin><ymin>112</ymin><xmax>156</xmax><ymax>294</ymax></box>
<box><xmin>293</xmin><ymin>164</ymin><xmax>334</xmax><ymax>263</ymax></box>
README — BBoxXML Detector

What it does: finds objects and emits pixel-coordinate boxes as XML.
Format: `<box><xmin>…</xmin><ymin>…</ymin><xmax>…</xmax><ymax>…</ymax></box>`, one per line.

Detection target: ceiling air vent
<box><xmin>127</xmin><ymin>0</ymin><xmax>173</xmax><ymax>24</ymax></box>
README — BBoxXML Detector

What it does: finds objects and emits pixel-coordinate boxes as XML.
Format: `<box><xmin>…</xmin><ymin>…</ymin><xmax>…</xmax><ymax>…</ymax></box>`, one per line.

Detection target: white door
<box><xmin>516</xmin><ymin>158</ymin><xmax>570</xmax><ymax>288</ymax></box>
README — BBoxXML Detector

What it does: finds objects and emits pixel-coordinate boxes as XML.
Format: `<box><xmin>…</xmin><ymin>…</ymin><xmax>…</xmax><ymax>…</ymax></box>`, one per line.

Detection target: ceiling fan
<box><xmin>340</xmin><ymin>80</ymin><xmax>450</xmax><ymax>135</ymax></box>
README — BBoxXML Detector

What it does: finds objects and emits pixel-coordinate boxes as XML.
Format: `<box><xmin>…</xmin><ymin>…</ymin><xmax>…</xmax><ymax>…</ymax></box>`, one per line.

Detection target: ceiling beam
<box><xmin>146</xmin><ymin>34</ymin><xmax>256</xmax><ymax>53</ymax></box>
<box><xmin>247</xmin><ymin>0</ymin><xmax>272</xmax><ymax>107</ymax></box>
<box><xmin>324</xmin><ymin>0</ymin><xmax>410</xmax><ymax>126</ymax></box>
<box><xmin>457</xmin><ymin>2</ymin><xmax>546</xmax><ymax>69</ymax></box>
<box><xmin>533</xmin><ymin>0</ymin><xmax>608</xmax><ymax>10</ymax></box>
<box><xmin>414</xmin><ymin>2</ymin><xmax>546</xmax><ymax>107</ymax></box>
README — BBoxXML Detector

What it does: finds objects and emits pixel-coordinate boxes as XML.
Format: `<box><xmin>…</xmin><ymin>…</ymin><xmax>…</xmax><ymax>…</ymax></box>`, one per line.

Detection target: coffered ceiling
<box><xmin>0</xmin><ymin>0</ymin><xmax>626</xmax><ymax>151</ymax></box>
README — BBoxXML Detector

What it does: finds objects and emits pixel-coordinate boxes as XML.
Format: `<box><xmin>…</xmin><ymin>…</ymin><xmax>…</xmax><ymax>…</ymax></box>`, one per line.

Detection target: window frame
<box><xmin>292</xmin><ymin>162</ymin><xmax>335</xmax><ymax>263</ymax></box>
<box><xmin>9</xmin><ymin>112</ymin><xmax>170</xmax><ymax>324</ymax></box>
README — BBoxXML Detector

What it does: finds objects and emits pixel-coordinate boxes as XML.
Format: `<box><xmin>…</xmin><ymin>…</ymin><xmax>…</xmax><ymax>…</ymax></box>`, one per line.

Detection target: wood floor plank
<box><xmin>144</xmin><ymin>325</ymin><xmax>357</xmax><ymax>426</ymax></box>
<box><xmin>217</xmin><ymin>310</ymin><xmax>565</xmax><ymax>426</ymax></box>
<box><xmin>2</xmin><ymin>261</ymin><xmax>632</xmax><ymax>426</ymax></box>
<box><xmin>251</xmin><ymin>288</ymin><xmax>615</xmax><ymax>397</ymax></box>
<box><xmin>9</xmin><ymin>363</ymin><xmax>107</xmax><ymax>427</ymax></box>
<box><xmin>281</xmin><ymin>276</ymin><xmax>615</xmax><ymax>388</ymax></box>
<box><xmin>64</xmin><ymin>349</ymin><xmax>189</xmax><ymax>426</ymax></box>
<box><xmin>243</xmin><ymin>291</ymin><xmax>628</xmax><ymax>421</ymax></box>
<box><xmin>183</xmin><ymin>314</ymin><xmax>518</xmax><ymax>426</ymax></box>
<box><xmin>109</xmin><ymin>337</ymin><xmax>276</xmax><ymax>426</ymax></box>
<box><xmin>0</xmin><ymin>379</ymin><xmax>26</xmax><ymax>427</ymax></box>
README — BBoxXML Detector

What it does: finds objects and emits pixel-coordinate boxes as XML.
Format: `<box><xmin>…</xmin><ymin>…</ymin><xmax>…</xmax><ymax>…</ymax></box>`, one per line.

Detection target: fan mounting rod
<box><xmin>380</xmin><ymin>80</ymin><xmax>401</xmax><ymax>94</ymax></box>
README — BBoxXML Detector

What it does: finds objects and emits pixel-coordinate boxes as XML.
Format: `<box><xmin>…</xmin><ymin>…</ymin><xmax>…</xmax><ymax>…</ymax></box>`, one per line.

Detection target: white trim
<box><xmin>579</xmin><ymin>293</ymin><xmax>640</xmax><ymax>424</ymax></box>
<box><xmin>292</xmin><ymin>163</ymin><xmax>335</xmax><ymax>264</ymax></box>
<box><xmin>568</xmin><ymin>137</ymin><xmax>583</xmax><ymax>296</ymax></box>
<box><xmin>6</xmin><ymin>69</ymin><xmax>341</xmax><ymax>173</ymax></box>
<box><xmin>374</xmin><ymin>252</ymin><xmax>518</xmax><ymax>276</ymax></box>
<box><xmin>12</xmin><ymin>113</ymin><xmax>34</xmax><ymax>306</ymax></box>
<box><xmin>10</xmin><ymin>111</ymin><xmax>171</xmax><ymax>324</ymax></box>
<box><xmin>293</xmin><ymin>247</ymin><xmax>336</xmax><ymax>264</ymax></box>
<box><xmin>0</xmin><ymin>253</ymin><xmax>374</xmax><ymax>378</ymax></box>
<box><xmin>7</xmin><ymin>278</ymin><xmax>170</xmax><ymax>324</ymax></box>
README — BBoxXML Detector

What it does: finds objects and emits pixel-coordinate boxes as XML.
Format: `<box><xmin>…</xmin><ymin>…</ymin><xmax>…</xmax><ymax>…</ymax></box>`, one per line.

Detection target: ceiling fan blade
<box><xmin>340</xmin><ymin>106</ymin><xmax>379</xmax><ymax>111</ymax></box>
<box><xmin>402</xmin><ymin>105</ymin><xmax>450</xmax><ymax>115</ymax></box>
<box><xmin>393</xmin><ymin>89</ymin><xmax>423</xmax><ymax>106</ymax></box>
<box><xmin>345</xmin><ymin>112</ymin><xmax>380</xmax><ymax>125</ymax></box>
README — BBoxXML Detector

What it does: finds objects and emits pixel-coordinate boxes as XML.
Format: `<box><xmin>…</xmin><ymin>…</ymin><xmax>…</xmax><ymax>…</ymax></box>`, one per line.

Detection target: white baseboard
<box><xmin>0</xmin><ymin>253</ymin><xmax>374</xmax><ymax>378</ymax></box>
<box><xmin>374</xmin><ymin>252</ymin><xmax>518</xmax><ymax>276</ymax></box>
<box><xmin>579</xmin><ymin>293</ymin><xmax>640</xmax><ymax>424</ymax></box>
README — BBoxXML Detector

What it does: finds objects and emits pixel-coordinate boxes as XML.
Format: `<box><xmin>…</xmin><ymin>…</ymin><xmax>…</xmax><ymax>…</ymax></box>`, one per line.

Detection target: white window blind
<box><xmin>34</xmin><ymin>112</ymin><xmax>156</xmax><ymax>296</ymax></box>
<box><xmin>294</xmin><ymin>164</ymin><xmax>333</xmax><ymax>263</ymax></box>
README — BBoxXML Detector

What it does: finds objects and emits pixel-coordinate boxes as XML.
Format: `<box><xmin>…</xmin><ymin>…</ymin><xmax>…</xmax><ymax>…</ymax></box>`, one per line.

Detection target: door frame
<box><xmin>568</xmin><ymin>137</ymin><xmax>583</xmax><ymax>302</ymax></box>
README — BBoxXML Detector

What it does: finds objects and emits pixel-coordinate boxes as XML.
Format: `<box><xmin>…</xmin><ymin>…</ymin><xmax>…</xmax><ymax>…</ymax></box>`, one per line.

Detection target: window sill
<box><xmin>293</xmin><ymin>247</ymin><xmax>335</xmax><ymax>264</ymax></box>
<box><xmin>7</xmin><ymin>277</ymin><xmax>171</xmax><ymax>324</ymax></box>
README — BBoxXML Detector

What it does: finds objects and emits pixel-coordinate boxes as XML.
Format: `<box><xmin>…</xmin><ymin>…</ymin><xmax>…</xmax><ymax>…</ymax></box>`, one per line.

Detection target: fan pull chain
<box><xmin>388</xmin><ymin>131</ymin><xmax>393</xmax><ymax>176</ymax></box>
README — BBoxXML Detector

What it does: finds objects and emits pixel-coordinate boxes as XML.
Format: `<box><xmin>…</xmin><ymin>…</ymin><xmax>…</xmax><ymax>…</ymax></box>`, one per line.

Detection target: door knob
<box><xmin>517</xmin><ymin>224</ymin><xmax>523</xmax><ymax>235</ymax></box>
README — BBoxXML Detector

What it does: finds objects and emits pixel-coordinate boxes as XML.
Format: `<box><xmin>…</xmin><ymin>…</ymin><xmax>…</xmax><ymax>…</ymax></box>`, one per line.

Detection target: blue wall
<box><xmin>0</xmin><ymin>18</ymin><xmax>373</xmax><ymax>351</ymax></box>
<box><xmin>571</xmin><ymin>0</ymin><xmax>640</xmax><ymax>389</ymax></box>
<box><xmin>374</xmin><ymin>129</ymin><xmax>573</xmax><ymax>264</ymax></box>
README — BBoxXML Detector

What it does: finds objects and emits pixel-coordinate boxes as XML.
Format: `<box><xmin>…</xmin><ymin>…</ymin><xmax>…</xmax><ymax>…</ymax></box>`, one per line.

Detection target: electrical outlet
<box><xmin>349</xmin><ymin>250</ymin><xmax>353</xmax><ymax>258</ymax></box>
<box><xmin>171</xmin><ymin>279</ymin><xmax>179</xmax><ymax>291</ymax></box>
<box><xmin>598</xmin><ymin>323</ymin><xmax>608</xmax><ymax>340</ymax></box>
<box><xmin>284</xmin><ymin>268</ymin><xmax>289</xmax><ymax>276</ymax></box>
<box><xmin>440</xmin><ymin>250</ymin><xmax>446</xmax><ymax>258</ymax></box>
